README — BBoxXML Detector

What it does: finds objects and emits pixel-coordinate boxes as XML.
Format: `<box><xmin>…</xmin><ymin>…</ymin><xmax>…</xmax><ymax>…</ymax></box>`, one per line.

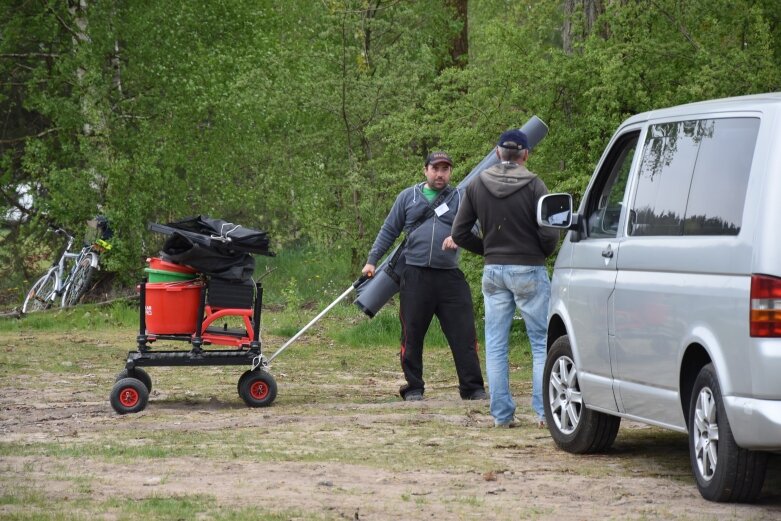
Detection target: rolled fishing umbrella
<box><xmin>353</xmin><ymin>115</ymin><xmax>549</xmax><ymax>318</ymax></box>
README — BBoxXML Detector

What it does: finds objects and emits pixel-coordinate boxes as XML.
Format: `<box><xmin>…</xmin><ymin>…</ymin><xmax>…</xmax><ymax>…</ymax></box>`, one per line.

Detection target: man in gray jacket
<box><xmin>362</xmin><ymin>152</ymin><xmax>486</xmax><ymax>402</ymax></box>
<box><xmin>452</xmin><ymin>130</ymin><xmax>559</xmax><ymax>427</ymax></box>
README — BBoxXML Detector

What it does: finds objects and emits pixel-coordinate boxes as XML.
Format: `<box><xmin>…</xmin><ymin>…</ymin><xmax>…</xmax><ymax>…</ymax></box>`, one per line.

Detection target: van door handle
<box><xmin>601</xmin><ymin>246</ymin><xmax>614</xmax><ymax>258</ymax></box>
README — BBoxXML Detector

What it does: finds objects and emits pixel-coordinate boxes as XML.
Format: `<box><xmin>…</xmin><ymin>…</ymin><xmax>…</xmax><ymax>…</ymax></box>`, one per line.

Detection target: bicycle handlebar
<box><xmin>47</xmin><ymin>224</ymin><xmax>74</xmax><ymax>240</ymax></box>
<box><xmin>45</xmin><ymin>221</ymin><xmax>111</xmax><ymax>254</ymax></box>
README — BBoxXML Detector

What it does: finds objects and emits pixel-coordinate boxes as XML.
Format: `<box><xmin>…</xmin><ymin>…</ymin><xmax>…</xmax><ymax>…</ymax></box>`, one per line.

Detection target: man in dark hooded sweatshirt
<box><xmin>452</xmin><ymin>129</ymin><xmax>559</xmax><ymax>428</ymax></box>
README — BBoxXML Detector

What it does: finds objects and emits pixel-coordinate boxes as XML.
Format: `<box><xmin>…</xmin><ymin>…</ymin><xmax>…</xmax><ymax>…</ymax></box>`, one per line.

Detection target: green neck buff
<box><xmin>421</xmin><ymin>185</ymin><xmax>440</xmax><ymax>203</ymax></box>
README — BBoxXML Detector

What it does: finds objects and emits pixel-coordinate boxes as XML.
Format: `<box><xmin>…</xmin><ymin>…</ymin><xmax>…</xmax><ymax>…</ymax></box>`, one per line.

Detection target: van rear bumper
<box><xmin>724</xmin><ymin>396</ymin><xmax>781</xmax><ymax>450</ymax></box>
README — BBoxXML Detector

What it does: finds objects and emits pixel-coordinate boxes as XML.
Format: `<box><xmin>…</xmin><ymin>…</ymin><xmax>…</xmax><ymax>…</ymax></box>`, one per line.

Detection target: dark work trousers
<box><xmin>398</xmin><ymin>265</ymin><xmax>485</xmax><ymax>398</ymax></box>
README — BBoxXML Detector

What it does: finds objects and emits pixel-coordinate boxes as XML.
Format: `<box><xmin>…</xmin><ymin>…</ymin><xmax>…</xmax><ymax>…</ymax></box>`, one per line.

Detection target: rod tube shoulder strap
<box><xmin>385</xmin><ymin>186</ymin><xmax>453</xmax><ymax>275</ymax></box>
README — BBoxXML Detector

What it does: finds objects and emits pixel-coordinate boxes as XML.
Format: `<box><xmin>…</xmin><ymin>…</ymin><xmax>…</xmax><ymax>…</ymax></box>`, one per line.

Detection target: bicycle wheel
<box><xmin>61</xmin><ymin>253</ymin><xmax>96</xmax><ymax>307</ymax></box>
<box><xmin>22</xmin><ymin>271</ymin><xmax>58</xmax><ymax>313</ymax></box>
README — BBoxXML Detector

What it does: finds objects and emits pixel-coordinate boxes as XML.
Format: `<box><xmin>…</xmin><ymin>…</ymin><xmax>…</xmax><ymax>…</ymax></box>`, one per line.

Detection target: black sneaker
<box><xmin>404</xmin><ymin>390</ymin><xmax>424</xmax><ymax>401</ymax></box>
<box><xmin>464</xmin><ymin>389</ymin><xmax>488</xmax><ymax>401</ymax></box>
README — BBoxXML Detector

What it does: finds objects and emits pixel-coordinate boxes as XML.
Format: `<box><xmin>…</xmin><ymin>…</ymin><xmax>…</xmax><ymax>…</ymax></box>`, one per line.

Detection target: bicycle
<box><xmin>21</xmin><ymin>220</ymin><xmax>112</xmax><ymax>313</ymax></box>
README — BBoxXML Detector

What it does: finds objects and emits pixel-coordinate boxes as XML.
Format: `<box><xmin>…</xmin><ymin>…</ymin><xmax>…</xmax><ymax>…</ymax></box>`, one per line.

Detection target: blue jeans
<box><xmin>482</xmin><ymin>265</ymin><xmax>550</xmax><ymax>425</ymax></box>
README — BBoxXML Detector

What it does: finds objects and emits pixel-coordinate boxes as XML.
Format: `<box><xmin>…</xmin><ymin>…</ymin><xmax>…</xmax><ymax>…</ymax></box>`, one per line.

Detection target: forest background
<box><xmin>2</xmin><ymin>0</ymin><xmax>781</xmax><ymax>309</ymax></box>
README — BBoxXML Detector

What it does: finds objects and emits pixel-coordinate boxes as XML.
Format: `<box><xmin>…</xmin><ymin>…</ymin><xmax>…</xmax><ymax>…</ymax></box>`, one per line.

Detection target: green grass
<box><xmin>107</xmin><ymin>496</ymin><xmax>218</xmax><ymax>519</ymax></box>
<box><xmin>0</xmin><ymin>301</ymin><xmax>138</xmax><ymax>331</ymax></box>
<box><xmin>1</xmin><ymin>297</ymin><xmax>534</xmax><ymax>385</ymax></box>
<box><xmin>0</xmin><ymin>484</ymin><xmax>337</xmax><ymax>521</ymax></box>
<box><xmin>6</xmin><ymin>243</ymin><xmax>526</xmax><ymax>352</ymax></box>
<box><xmin>253</xmin><ymin>244</ymin><xmax>354</xmax><ymax>308</ymax></box>
<box><xmin>0</xmin><ymin>417</ymin><xmax>511</xmax><ymax>472</ymax></box>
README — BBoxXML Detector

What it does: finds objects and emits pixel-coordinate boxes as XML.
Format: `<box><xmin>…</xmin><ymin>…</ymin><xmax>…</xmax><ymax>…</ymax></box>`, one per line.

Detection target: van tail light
<box><xmin>750</xmin><ymin>274</ymin><xmax>781</xmax><ymax>337</ymax></box>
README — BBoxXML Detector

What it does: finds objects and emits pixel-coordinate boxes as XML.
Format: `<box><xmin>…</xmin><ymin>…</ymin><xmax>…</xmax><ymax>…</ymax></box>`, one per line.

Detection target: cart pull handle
<box><xmin>266</xmin><ymin>275</ymin><xmax>371</xmax><ymax>363</ymax></box>
<box><xmin>353</xmin><ymin>274</ymin><xmax>371</xmax><ymax>288</ymax></box>
<box><xmin>251</xmin><ymin>354</ymin><xmax>269</xmax><ymax>372</ymax></box>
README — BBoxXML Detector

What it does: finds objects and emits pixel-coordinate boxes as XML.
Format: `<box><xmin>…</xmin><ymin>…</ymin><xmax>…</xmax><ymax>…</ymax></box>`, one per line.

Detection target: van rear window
<box><xmin>630</xmin><ymin>117</ymin><xmax>759</xmax><ymax>236</ymax></box>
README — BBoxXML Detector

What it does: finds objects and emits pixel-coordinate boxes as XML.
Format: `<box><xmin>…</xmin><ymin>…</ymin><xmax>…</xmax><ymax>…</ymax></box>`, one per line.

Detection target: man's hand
<box><xmin>441</xmin><ymin>236</ymin><xmax>458</xmax><ymax>251</ymax></box>
<box><xmin>362</xmin><ymin>263</ymin><xmax>376</xmax><ymax>277</ymax></box>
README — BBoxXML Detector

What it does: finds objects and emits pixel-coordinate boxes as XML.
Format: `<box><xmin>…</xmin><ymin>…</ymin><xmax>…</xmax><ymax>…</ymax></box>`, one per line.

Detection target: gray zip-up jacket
<box><xmin>367</xmin><ymin>182</ymin><xmax>462</xmax><ymax>269</ymax></box>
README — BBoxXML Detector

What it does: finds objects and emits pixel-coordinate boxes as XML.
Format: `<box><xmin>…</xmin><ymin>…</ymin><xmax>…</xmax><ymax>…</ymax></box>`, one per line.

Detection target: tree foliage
<box><xmin>1</xmin><ymin>0</ymin><xmax>779</xmax><ymax>303</ymax></box>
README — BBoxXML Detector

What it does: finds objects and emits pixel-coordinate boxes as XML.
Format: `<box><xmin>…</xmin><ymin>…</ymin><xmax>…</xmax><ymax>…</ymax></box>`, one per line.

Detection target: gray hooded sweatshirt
<box><xmin>451</xmin><ymin>162</ymin><xmax>559</xmax><ymax>265</ymax></box>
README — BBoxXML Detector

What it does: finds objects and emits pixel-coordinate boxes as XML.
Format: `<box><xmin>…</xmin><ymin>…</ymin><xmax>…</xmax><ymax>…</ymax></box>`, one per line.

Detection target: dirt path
<box><xmin>1</xmin><ymin>326</ymin><xmax>779</xmax><ymax>519</ymax></box>
<box><xmin>2</xmin><ymin>384</ymin><xmax>780</xmax><ymax>520</ymax></box>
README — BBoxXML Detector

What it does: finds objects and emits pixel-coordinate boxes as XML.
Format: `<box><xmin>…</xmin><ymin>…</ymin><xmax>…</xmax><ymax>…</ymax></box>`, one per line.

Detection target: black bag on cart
<box><xmin>161</xmin><ymin>233</ymin><xmax>256</xmax><ymax>281</ymax></box>
<box><xmin>151</xmin><ymin>215</ymin><xmax>274</xmax><ymax>282</ymax></box>
<box><xmin>163</xmin><ymin>215</ymin><xmax>272</xmax><ymax>254</ymax></box>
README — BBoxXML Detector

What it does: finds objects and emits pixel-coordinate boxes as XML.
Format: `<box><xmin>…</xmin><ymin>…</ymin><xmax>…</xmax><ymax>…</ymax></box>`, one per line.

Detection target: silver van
<box><xmin>537</xmin><ymin>93</ymin><xmax>781</xmax><ymax>503</ymax></box>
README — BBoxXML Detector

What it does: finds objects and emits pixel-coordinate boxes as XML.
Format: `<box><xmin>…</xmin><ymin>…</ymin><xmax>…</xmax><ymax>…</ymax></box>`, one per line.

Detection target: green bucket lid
<box><xmin>144</xmin><ymin>268</ymin><xmax>197</xmax><ymax>282</ymax></box>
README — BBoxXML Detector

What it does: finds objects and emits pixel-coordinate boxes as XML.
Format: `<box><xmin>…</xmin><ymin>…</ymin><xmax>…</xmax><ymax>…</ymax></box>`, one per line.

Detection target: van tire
<box><xmin>688</xmin><ymin>364</ymin><xmax>767</xmax><ymax>502</ymax></box>
<box><xmin>543</xmin><ymin>335</ymin><xmax>620</xmax><ymax>453</ymax></box>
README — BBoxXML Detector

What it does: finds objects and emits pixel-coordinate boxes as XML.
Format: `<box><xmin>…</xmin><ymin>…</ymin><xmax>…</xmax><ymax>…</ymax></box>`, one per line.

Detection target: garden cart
<box><xmin>110</xmin><ymin>216</ymin><xmax>277</xmax><ymax>414</ymax></box>
<box><xmin>110</xmin><ymin>216</ymin><xmax>369</xmax><ymax>414</ymax></box>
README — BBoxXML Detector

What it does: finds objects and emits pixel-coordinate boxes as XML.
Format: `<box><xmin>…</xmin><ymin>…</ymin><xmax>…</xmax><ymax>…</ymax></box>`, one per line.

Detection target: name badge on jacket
<box><xmin>434</xmin><ymin>203</ymin><xmax>449</xmax><ymax>217</ymax></box>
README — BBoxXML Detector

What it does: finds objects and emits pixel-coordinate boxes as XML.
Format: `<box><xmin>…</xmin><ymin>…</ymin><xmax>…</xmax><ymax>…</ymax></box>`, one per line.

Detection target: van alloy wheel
<box><xmin>688</xmin><ymin>363</ymin><xmax>768</xmax><ymax>502</ymax></box>
<box><xmin>549</xmin><ymin>354</ymin><xmax>582</xmax><ymax>435</ymax></box>
<box><xmin>692</xmin><ymin>386</ymin><xmax>718</xmax><ymax>481</ymax></box>
<box><xmin>543</xmin><ymin>336</ymin><xmax>620</xmax><ymax>453</ymax></box>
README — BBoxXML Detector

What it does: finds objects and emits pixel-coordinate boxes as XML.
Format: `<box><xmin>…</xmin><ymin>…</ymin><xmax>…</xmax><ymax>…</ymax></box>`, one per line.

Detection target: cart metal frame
<box><xmin>110</xmin><ymin>278</ymin><xmax>276</xmax><ymax>414</ymax></box>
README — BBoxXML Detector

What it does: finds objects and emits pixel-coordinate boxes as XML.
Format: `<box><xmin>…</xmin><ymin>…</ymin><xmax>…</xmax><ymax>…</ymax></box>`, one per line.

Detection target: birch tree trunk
<box><xmin>68</xmin><ymin>0</ymin><xmax>111</xmax><ymax>205</ymax></box>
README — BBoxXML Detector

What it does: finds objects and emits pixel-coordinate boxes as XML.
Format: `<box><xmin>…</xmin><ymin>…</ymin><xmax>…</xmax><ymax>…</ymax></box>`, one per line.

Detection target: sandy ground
<box><xmin>1</xmin><ymin>373</ymin><xmax>779</xmax><ymax>521</ymax></box>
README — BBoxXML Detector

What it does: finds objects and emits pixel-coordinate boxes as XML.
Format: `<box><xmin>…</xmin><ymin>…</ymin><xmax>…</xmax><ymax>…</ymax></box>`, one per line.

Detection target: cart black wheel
<box><xmin>238</xmin><ymin>370</ymin><xmax>277</xmax><ymax>408</ymax></box>
<box><xmin>110</xmin><ymin>377</ymin><xmax>149</xmax><ymax>414</ymax></box>
<box><xmin>237</xmin><ymin>370</ymin><xmax>252</xmax><ymax>396</ymax></box>
<box><xmin>115</xmin><ymin>368</ymin><xmax>152</xmax><ymax>393</ymax></box>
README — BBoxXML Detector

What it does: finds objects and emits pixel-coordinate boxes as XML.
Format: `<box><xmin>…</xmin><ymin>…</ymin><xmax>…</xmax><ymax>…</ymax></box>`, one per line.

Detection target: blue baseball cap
<box><xmin>497</xmin><ymin>129</ymin><xmax>529</xmax><ymax>150</ymax></box>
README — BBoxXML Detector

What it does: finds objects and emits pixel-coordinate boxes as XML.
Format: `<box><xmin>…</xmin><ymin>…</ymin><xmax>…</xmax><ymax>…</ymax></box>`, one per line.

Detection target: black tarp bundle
<box><xmin>150</xmin><ymin>216</ymin><xmax>273</xmax><ymax>282</ymax></box>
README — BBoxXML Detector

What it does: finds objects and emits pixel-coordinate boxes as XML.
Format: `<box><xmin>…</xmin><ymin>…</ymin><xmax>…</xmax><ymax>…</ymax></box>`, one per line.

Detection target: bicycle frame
<box><xmin>62</xmin><ymin>249</ymin><xmax>84</xmax><ymax>288</ymax></box>
<box><xmin>63</xmin><ymin>247</ymin><xmax>100</xmax><ymax>305</ymax></box>
<box><xmin>43</xmin><ymin>231</ymin><xmax>98</xmax><ymax>304</ymax></box>
<box><xmin>23</xmin><ymin>223</ymin><xmax>106</xmax><ymax>313</ymax></box>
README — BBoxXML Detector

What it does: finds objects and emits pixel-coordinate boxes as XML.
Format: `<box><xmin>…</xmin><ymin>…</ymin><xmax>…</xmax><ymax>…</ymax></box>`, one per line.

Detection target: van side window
<box><xmin>683</xmin><ymin>118</ymin><xmax>759</xmax><ymax>235</ymax></box>
<box><xmin>585</xmin><ymin>132</ymin><xmax>638</xmax><ymax>239</ymax></box>
<box><xmin>630</xmin><ymin>118</ymin><xmax>759</xmax><ymax>236</ymax></box>
<box><xmin>631</xmin><ymin>121</ymin><xmax>700</xmax><ymax>236</ymax></box>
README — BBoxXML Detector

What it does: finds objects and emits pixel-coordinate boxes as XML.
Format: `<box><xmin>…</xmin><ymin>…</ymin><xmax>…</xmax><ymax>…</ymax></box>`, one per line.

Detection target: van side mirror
<box><xmin>537</xmin><ymin>193</ymin><xmax>574</xmax><ymax>229</ymax></box>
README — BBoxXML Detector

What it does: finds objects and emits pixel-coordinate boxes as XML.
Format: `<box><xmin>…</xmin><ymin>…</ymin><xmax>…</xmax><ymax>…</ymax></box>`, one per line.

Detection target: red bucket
<box><xmin>146</xmin><ymin>257</ymin><xmax>197</xmax><ymax>274</ymax></box>
<box><xmin>144</xmin><ymin>281</ymin><xmax>203</xmax><ymax>334</ymax></box>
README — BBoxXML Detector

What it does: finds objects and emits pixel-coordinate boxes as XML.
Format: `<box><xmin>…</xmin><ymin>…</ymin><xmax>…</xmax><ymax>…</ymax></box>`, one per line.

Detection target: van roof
<box><xmin>623</xmin><ymin>92</ymin><xmax>781</xmax><ymax>126</ymax></box>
